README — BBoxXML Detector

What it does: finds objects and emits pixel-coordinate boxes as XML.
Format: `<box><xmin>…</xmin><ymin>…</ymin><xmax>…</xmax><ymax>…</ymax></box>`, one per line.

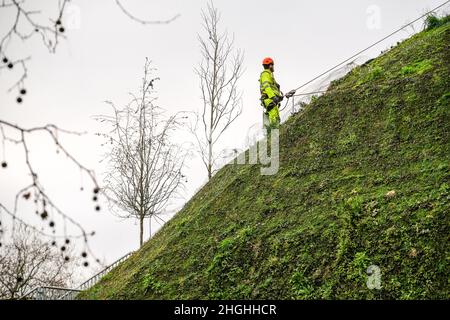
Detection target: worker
<box><xmin>259</xmin><ymin>57</ymin><xmax>295</xmax><ymax>134</ymax></box>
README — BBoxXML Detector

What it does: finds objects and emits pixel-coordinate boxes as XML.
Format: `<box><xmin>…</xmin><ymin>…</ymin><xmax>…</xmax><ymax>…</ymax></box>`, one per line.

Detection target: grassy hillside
<box><xmin>81</xmin><ymin>21</ymin><xmax>450</xmax><ymax>299</ymax></box>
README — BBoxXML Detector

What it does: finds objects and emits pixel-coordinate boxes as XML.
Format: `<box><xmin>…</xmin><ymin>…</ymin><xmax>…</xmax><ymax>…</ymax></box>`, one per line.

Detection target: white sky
<box><xmin>0</xmin><ymin>0</ymin><xmax>447</xmax><ymax>280</ymax></box>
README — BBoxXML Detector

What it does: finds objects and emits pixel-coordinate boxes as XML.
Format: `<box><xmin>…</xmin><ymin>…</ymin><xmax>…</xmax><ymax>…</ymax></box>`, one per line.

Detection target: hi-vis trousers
<box><xmin>263</xmin><ymin>105</ymin><xmax>280</xmax><ymax>134</ymax></box>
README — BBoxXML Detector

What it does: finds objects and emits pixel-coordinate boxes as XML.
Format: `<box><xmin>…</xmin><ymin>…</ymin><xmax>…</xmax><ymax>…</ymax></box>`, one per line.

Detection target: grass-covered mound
<box><xmin>81</xmin><ymin>19</ymin><xmax>450</xmax><ymax>299</ymax></box>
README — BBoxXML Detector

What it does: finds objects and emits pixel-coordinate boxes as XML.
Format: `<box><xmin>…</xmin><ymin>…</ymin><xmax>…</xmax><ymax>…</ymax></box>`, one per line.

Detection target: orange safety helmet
<box><xmin>262</xmin><ymin>57</ymin><xmax>274</xmax><ymax>65</ymax></box>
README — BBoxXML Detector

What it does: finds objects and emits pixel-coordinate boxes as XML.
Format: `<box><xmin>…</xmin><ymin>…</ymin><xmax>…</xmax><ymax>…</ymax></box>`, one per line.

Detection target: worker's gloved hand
<box><xmin>285</xmin><ymin>90</ymin><xmax>296</xmax><ymax>98</ymax></box>
<box><xmin>270</xmin><ymin>95</ymin><xmax>284</xmax><ymax>106</ymax></box>
<box><xmin>273</xmin><ymin>95</ymin><xmax>283</xmax><ymax>104</ymax></box>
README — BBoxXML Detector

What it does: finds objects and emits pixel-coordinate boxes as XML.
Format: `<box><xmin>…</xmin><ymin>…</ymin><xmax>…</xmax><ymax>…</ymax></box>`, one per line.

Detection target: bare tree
<box><xmin>95</xmin><ymin>59</ymin><xmax>189</xmax><ymax>247</ymax></box>
<box><xmin>0</xmin><ymin>225</ymin><xmax>77</xmax><ymax>300</ymax></box>
<box><xmin>0</xmin><ymin>1</ymin><xmax>179</xmax><ymax>253</ymax></box>
<box><xmin>191</xmin><ymin>1</ymin><xmax>244</xmax><ymax>180</ymax></box>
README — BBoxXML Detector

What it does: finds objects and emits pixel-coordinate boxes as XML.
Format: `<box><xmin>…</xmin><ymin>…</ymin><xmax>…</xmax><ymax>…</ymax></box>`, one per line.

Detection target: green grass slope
<box><xmin>82</xmin><ymin>22</ymin><xmax>450</xmax><ymax>299</ymax></box>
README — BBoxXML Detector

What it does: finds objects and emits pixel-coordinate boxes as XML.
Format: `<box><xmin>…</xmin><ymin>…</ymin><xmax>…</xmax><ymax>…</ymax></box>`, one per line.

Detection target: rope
<box><xmin>278</xmin><ymin>1</ymin><xmax>450</xmax><ymax>113</ymax></box>
<box><xmin>287</xmin><ymin>0</ymin><xmax>450</xmax><ymax>94</ymax></box>
<box><xmin>279</xmin><ymin>73</ymin><xmax>430</xmax><ymax>113</ymax></box>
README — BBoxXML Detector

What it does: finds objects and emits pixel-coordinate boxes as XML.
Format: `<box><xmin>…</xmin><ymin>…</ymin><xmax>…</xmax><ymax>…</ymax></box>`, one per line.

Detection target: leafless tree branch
<box><xmin>190</xmin><ymin>1</ymin><xmax>244</xmax><ymax>179</ymax></box>
<box><xmin>0</xmin><ymin>120</ymin><xmax>99</xmax><ymax>262</ymax></box>
<box><xmin>0</xmin><ymin>1</ymin><xmax>179</xmax><ymax>259</ymax></box>
<box><xmin>115</xmin><ymin>0</ymin><xmax>180</xmax><ymax>25</ymax></box>
<box><xmin>95</xmin><ymin>59</ymin><xmax>190</xmax><ymax>247</ymax></box>
<box><xmin>0</xmin><ymin>0</ymin><xmax>69</xmax><ymax>94</ymax></box>
<box><xmin>0</xmin><ymin>225</ymin><xmax>78</xmax><ymax>299</ymax></box>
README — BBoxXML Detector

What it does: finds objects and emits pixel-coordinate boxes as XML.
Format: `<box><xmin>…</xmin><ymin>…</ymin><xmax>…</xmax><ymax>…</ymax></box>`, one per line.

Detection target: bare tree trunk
<box><xmin>139</xmin><ymin>216</ymin><xmax>144</xmax><ymax>247</ymax></box>
<box><xmin>208</xmin><ymin>135</ymin><xmax>213</xmax><ymax>179</ymax></box>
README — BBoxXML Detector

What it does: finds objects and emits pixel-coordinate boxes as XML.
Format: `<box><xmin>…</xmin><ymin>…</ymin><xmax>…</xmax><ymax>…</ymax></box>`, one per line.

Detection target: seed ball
<box><xmin>92</xmin><ymin>196</ymin><xmax>98</xmax><ymax>201</ymax></box>
<box><xmin>93</xmin><ymin>187</ymin><xmax>100</xmax><ymax>194</ymax></box>
<box><xmin>56</xmin><ymin>20</ymin><xmax>62</xmax><ymax>25</ymax></box>
<box><xmin>7</xmin><ymin>62</ymin><xmax>13</xmax><ymax>69</ymax></box>
<box><xmin>20</xmin><ymin>88</ymin><xmax>26</xmax><ymax>95</ymax></box>
<box><xmin>95</xmin><ymin>205</ymin><xmax>100</xmax><ymax>211</ymax></box>
<box><xmin>65</xmin><ymin>239</ymin><xmax>70</xmax><ymax>244</ymax></box>
<box><xmin>81</xmin><ymin>252</ymin><xmax>87</xmax><ymax>258</ymax></box>
<box><xmin>58</xmin><ymin>27</ymin><xmax>65</xmax><ymax>33</ymax></box>
<box><xmin>16</xmin><ymin>97</ymin><xmax>23</xmax><ymax>103</ymax></box>
<box><xmin>1</xmin><ymin>161</ymin><xmax>7</xmax><ymax>168</ymax></box>
<box><xmin>61</xmin><ymin>246</ymin><xmax>66</xmax><ymax>252</ymax></box>
<box><xmin>51</xmin><ymin>241</ymin><xmax>56</xmax><ymax>246</ymax></box>
<box><xmin>2</xmin><ymin>57</ymin><xmax>7</xmax><ymax>63</ymax></box>
<box><xmin>49</xmin><ymin>221</ymin><xmax>55</xmax><ymax>228</ymax></box>
<box><xmin>40</xmin><ymin>211</ymin><xmax>48</xmax><ymax>220</ymax></box>
<box><xmin>83</xmin><ymin>261</ymin><xmax>89</xmax><ymax>267</ymax></box>
<box><xmin>64</xmin><ymin>256</ymin><xmax>70</xmax><ymax>262</ymax></box>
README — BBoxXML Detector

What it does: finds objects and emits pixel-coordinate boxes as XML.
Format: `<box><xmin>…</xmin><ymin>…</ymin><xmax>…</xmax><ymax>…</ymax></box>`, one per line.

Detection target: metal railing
<box><xmin>20</xmin><ymin>251</ymin><xmax>134</xmax><ymax>300</ymax></box>
<box><xmin>20</xmin><ymin>286</ymin><xmax>81</xmax><ymax>300</ymax></box>
<box><xmin>59</xmin><ymin>251</ymin><xmax>134</xmax><ymax>300</ymax></box>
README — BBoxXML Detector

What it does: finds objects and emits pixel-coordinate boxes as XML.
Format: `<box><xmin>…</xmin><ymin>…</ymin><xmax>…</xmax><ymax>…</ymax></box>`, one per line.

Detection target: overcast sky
<box><xmin>0</xmin><ymin>0</ymin><xmax>447</xmax><ymax>279</ymax></box>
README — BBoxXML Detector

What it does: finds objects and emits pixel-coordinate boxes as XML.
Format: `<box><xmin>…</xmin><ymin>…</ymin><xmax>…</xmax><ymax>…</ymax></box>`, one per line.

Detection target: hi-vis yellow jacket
<box><xmin>259</xmin><ymin>69</ymin><xmax>282</xmax><ymax>109</ymax></box>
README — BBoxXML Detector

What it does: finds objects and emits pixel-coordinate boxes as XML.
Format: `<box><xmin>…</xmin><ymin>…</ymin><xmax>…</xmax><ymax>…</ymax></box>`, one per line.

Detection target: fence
<box><xmin>20</xmin><ymin>251</ymin><xmax>134</xmax><ymax>300</ymax></box>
